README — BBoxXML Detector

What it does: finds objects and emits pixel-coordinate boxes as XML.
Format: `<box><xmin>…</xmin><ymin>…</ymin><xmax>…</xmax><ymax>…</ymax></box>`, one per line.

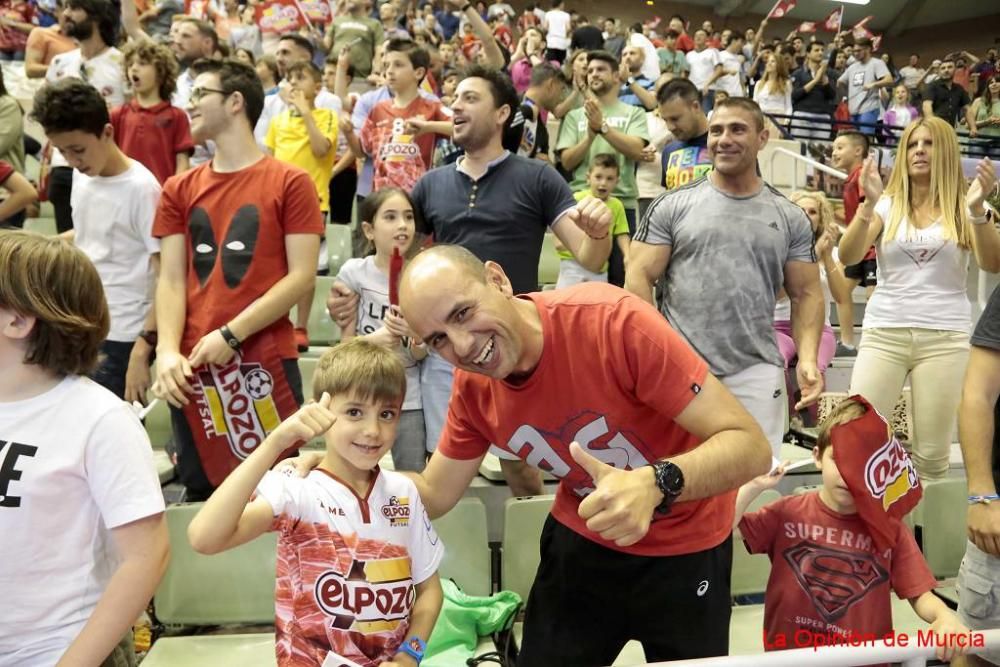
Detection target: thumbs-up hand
<box><xmin>570</xmin><ymin>442</ymin><xmax>663</xmax><ymax>547</ymax></box>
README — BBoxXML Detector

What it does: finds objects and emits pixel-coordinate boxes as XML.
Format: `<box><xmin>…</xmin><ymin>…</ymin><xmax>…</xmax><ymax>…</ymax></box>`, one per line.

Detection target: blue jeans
<box><xmin>850</xmin><ymin>109</ymin><xmax>880</xmax><ymax>136</ymax></box>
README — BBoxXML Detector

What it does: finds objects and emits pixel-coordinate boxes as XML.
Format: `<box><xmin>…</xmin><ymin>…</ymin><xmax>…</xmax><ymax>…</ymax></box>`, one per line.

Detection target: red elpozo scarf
<box><xmin>829</xmin><ymin>395</ymin><xmax>923</xmax><ymax>551</ymax></box>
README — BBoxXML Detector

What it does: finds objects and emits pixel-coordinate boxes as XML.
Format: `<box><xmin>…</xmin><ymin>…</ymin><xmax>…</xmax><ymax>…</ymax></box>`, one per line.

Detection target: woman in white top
<box><xmin>774</xmin><ymin>191</ymin><xmax>851</xmax><ymax>421</ymax></box>
<box><xmin>839</xmin><ymin>117</ymin><xmax>1000</xmax><ymax>480</ymax></box>
<box><xmin>752</xmin><ymin>53</ymin><xmax>792</xmax><ymax>126</ymax></box>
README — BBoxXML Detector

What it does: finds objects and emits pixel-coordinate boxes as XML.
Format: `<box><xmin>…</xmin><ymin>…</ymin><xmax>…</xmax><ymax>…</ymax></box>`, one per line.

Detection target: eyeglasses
<box><xmin>190</xmin><ymin>87</ymin><xmax>229</xmax><ymax>103</ymax></box>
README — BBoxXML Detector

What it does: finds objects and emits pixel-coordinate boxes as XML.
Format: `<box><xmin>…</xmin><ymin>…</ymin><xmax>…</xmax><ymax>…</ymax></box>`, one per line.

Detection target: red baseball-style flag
<box><xmin>388</xmin><ymin>247</ymin><xmax>403</xmax><ymax>307</ymax></box>
<box><xmin>872</xmin><ymin>34</ymin><xmax>883</xmax><ymax>51</ymax></box>
<box><xmin>821</xmin><ymin>6</ymin><xmax>843</xmax><ymax>32</ymax></box>
<box><xmin>829</xmin><ymin>395</ymin><xmax>923</xmax><ymax>552</ymax></box>
<box><xmin>798</xmin><ymin>21</ymin><xmax>817</xmax><ymax>33</ymax></box>
<box><xmin>767</xmin><ymin>0</ymin><xmax>796</xmax><ymax>19</ymax></box>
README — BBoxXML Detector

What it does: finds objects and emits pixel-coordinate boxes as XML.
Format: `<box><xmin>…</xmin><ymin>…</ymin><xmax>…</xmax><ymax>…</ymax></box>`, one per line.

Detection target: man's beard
<box><xmin>64</xmin><ymin>16</ymin><xmax>95</xmax><ymax>40</ymax></box>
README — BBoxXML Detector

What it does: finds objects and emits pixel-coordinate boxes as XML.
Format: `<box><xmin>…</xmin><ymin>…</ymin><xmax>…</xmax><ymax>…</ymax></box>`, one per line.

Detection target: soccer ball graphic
<box><xmin>244</xmin><ymin>368</ymin><xmax>274</xmax><ymax>400</ymax></box>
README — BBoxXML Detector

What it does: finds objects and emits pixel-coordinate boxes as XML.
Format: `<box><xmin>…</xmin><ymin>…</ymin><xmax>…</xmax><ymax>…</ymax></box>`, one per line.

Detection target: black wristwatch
<box><xmin>219</xmin><ymin>324</ymin><xmax>242</xmax><ymax>350</ymax></box>
<box><xmin>649</xmin><ymin>460</ymin><xmax>684</xmax><ymax>516</ymax></box>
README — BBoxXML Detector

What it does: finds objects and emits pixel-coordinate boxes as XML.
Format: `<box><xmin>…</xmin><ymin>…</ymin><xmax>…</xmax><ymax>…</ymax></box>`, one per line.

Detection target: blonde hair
<box><xmin>0</xmin><ymin>230</ymin><xmax>109</xmax><ymax>375</ymax></box>
<box><xmin>312</xmin><ymin>338</ymin><xmax>406</xmax><ymax>405</ymax></box>
<box><xmin>881</xmin><ymin>117</ymin><xmax>970</xmax><ymax>249</ymax></box>
<box><xmin>761</xmin><ymin>53</ymin><xmax>790</xmax><ymax>96</ymax></box>
<box><xmin>816</xmin><ymin>397</ymin><xmax>867</xmax><ymax>457</ymax></box>
<box><xmin>789</xmin><ymin>190</ymin><xmax>836</xmax><ymax>236</ymax></box>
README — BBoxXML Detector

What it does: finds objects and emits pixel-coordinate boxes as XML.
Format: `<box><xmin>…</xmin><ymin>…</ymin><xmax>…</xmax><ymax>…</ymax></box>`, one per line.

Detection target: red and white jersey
<box><xmin>256</xmin><ymin>467</ymin><xmax>443</xmax><ymax>667</ymax></box>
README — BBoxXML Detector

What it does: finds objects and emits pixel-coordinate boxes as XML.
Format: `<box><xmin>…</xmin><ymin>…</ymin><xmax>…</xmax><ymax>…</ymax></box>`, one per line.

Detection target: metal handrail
<box><xmin>769</xmin><ymin>145</ymin><xmax>849</xmax><ymax>181</ymax></box>
<box><xmin>636</xmin><ymin>628</ymin><xmax>1000</xmax><ymax>667</ymax></box>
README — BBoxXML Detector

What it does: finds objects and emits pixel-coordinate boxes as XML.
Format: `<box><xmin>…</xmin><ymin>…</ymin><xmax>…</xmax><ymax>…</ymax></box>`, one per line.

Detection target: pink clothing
<box><xmin>774</xmin><ymin>321</ymin><xmax>836</xmax><ymax>372</ymax></box>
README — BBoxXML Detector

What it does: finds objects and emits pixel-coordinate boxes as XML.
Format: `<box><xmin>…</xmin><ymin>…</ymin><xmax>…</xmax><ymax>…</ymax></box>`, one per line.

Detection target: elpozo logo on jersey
<box><xmin>863</xmin><ymin>428</ymin><xmax>919</xmax><ymax>511</ymax></box>
<box><xmin>381</xmin><ymin>496</ymin><xmax>410</xmax><ymax>527</ymax></box>
<box><xmin>194</xmin><ymin>359</ymin><xmax>281</xmax><ymax>460</ymax></box>
<box><xmin>315</xmin><ymin>556</ymin><xmax>414</xmax><ymax>634</ymax></box>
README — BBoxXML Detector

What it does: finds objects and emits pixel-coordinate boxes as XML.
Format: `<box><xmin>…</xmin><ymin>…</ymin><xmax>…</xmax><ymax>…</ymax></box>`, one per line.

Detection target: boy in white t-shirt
<box><xmin>189</xmin><ymin>338</ymin><xmax>444</xmax><ymax>667</ymax></box>
<box><xmin>31</xmin><ymin>78</ymin><xmax>161</xmax><ymax>404</ymax></box>
<box><xmin>0</xmin><ymin>230</ymin><xmax>168</xmax><ymax>666</ymax></box>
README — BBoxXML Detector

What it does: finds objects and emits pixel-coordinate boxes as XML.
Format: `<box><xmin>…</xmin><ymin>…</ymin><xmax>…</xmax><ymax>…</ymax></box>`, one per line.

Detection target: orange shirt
<box><xmin>152</xmin><ymin>156</ymin><xmax>324</xmax><ymax>359</ymax></box>
<box><xmin>438</xmin><ymin>283</ymin><xmax>729</xmax><ymax>557</ymax></box>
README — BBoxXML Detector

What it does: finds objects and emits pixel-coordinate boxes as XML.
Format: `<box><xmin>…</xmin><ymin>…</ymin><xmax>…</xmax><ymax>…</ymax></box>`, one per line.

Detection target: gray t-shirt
<box><xmin>336</xmin><ymin>256</ymin><xmax>422</xmax><ymax>411</ymax></box>
<box><xmin>838</xmin><ymin>57</ymin><xmax>890</xmax><ymax>115</ymax></box>
<box><xmin>634</xmin><ymin>177</ymin><xmax>815</xmax><ymax>376</ymax></box>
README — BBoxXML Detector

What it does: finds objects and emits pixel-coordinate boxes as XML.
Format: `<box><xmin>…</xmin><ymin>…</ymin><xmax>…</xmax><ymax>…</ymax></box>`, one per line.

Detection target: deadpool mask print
<box><xmin>189</xmin><ymin>205</ymin><xmax>260</xmax><ymax>288</ymax></box>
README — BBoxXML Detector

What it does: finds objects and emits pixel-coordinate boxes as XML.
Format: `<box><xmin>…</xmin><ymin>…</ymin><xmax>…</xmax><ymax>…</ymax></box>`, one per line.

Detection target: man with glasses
<box><xmin>152</xmin><ymin>59</ymin><xmax>323</xmax><ymax>500</ymax></box>
<box><xmin>44</xmin><ymin>0</ymin><xmax>124</xmax><ymax>233</ymax></box>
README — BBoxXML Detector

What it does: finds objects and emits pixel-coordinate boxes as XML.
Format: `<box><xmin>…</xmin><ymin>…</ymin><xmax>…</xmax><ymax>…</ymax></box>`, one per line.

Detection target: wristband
<box><xmin>398</xmin><ymin>636</ymin><xmax>426</xmax><ymax>664</ymax></box>
<box><xmin>969</xmin><ymin>494</ymin><xmax>1000</xmax><ymax>505</ymax></box>
<box><xmin>219</xmin><ymin>324</ymin><xmax>242</xmax><ymax>350</ymax></box>
<box><xmin>587</xmin><ymin>232</ymin><xmax>610</xmax><ymax>240</ymax></box>
<box><xmin>969</xmin><ymin>209</ymin><xmax>990</xmax><ymax>225</ymax></box>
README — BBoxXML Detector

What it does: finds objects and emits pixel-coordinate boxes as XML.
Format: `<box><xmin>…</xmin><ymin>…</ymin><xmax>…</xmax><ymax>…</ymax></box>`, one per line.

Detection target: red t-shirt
<box><xmin>359</xmin><ymin>96</ymin><xmax>449</xmax><ymax>192</ymax></box>
<box><xmin>0</xmin><ymin>0</ymin><xmax>33</xmax><ymax>52</ymax></box>
<box><xmin>438</xmin><ymin>284</ymin><xmax>733</xmax><ymax>557</ymax></box>
<box><xmin>152</xmin><ymin>156</ymin><xmax>324</xmax><ymax>359</ymax></box>
<box><xmin>844</xmin><ymin>165</ymin><xmax>876</xmax><ymax>262</ymax></box>
<box><xmin>676</xmin><ymin>33</ymin><xmax>695</xmax><ymax>53</ymax></box>
<box><xmin>740</xmin><ymin>493</ymin><xmax>936</xmax><ymax>651</ymax></box>
<box><xmin>111</xmin><ymin>100</ymin><xmax>194</xmax><ymax>185</ymax></box>
<box><xmin>0</xmin><ymin>159</ymin><xmax>12</xmax><ymax>184</ymax></box>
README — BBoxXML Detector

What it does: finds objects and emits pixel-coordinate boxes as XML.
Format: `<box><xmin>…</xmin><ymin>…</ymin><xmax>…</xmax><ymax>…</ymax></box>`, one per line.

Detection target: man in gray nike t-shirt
<box><xmin>626</xmin><ymin>97</ymin><xmax>825</xmax><ymax>456</ymax></box>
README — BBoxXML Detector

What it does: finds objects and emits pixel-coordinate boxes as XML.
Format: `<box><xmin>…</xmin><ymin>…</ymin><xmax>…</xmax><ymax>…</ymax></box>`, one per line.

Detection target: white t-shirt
<box><xmin>629</xmin><ymin>32</ymin><xmax>661</xmax><ymax>82</ymax></box>
<box><xmin>636</xmin><ymin>111</ymin><xmax>670</xmax><ymax>199</ymax></box>
<box><xmin>717</xmin><ymin>50</ymin><xmax>746</xmax><ymax>97</ymax></box>
<box><xmin>899</xmin><ymin>65</ymin><xmax>926</xmax><ymax>89</ymax></box>
<box><xmin>543</xmin><ymin>9</ymin><xmax>571</xmax><ymax>50</ymax></box>
<box><xmin>863</xmin><ymin>196</ymin><xmax>971</xmax><ymax>333</ymax></box>
<box><xmin>46</xmin><ymin>47</ymin><xmax>126</xmax><ymax>169</ymax></box>
<box><xmin>336</xmin><ymin>256</ymin><xmax>422</xmax><ymax>410</ymax></box>
<box><xmin>754</xmin><ymin>79</ymin><xmax>793</xmax><ymax>116</ymax></box>
<box><xmin>71</xmin><ymin>160</ymin><xmax>162</xmax><ymax>342</ymax></box>
<box><xmin>256</xmin><ymin>466</ymin><xmax>443</xmax><ymax>666</ymax></box>
<box><xmin>686</xmin><ymin>47</ymin><xmax>721</xmax><ymax>91</ymax></box>
<box><xmin>0</xmin><ymin>376</ymin><xmax>164</xmax><ymax>666</ymax></box>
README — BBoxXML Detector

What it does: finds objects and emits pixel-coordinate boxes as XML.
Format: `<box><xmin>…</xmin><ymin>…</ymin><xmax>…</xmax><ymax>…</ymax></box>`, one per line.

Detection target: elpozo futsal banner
<box><xmin>182</xmin><ymin>330</ymin><xmax>300</xmax><ymax>486</ymax></box>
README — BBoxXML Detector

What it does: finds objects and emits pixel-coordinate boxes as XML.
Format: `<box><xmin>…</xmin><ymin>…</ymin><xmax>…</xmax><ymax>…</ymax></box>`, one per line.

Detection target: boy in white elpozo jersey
<box><xmin>189</xmin><ymin>338</ymin><xmax>443</xmax><ymax>667</ymax></box>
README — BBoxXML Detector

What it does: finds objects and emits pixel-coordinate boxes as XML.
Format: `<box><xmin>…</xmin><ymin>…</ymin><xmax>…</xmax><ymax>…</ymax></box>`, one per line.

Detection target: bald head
<box><xmin>399</xmin><ymin>245</ymin><xmax>487</xmax><ymax>304</ymax></box>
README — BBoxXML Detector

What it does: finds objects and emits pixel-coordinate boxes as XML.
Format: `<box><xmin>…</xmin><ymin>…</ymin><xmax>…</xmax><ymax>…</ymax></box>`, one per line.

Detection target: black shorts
<box><xmin>844</xmin><ymin>258</ymin><xmax>877</xmax><ymax>286</ymax></box>
<box><xmin>517</xmin><ymin>515</ymin><xmax>732</xmax><ymax>667</ymax></box>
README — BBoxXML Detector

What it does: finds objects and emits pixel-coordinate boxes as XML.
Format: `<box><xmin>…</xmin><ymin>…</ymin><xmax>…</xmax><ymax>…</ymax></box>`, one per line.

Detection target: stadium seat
<box><xmin>23</xmin><ymin>217</ymin><xmax>57</xmax><ymax>236</ymax></box>
<box><xmin>432</xmin><ymin>497</ymin><xmax>492</xmax><ymax>597</ymax></box>
<box><xmin>500</xmin><ymin>495</ymin><xmax>555</xmax><ymax>601</ymax></box>
<box><xmin>291</xmin><ymin>275</ymin><xmax>341</xmax><ymax>348</ymax></box>
<box><xmin>298</xmin><ymin>356</ymin><xmax>318</xmax><ymax>400</ymax></box>
<box><xmin>538</xmin><ymin>234</ymin><xmax>559</xmax><ymax>289</ymax></box>
<box><xmin>918</xmin><ymin>477</ymin><xmax>968</xmax><ymax>579</ymax></box>
<box><xmin>326</xmin><ymin>223</ymin><xmax>353</xmax><ymax>276</ymax></box>
<box><xmin>758</xmin><ymin>139</ymin><xmax>806</xmax><ymax>192</ymax></box>
<box><xmin>144</xmin><ymin>396</ymin><xmax>172</xmax><ymax>450</ymax></box>
<box><xmin>143</xmin><ymin>504</ymin><xmax>277</xmax><ymax>667</ymax></box>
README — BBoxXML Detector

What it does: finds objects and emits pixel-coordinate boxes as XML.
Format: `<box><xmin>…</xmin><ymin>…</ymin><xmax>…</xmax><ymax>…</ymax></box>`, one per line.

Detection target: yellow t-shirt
<box><xmin>557</xmin><ymin>189</ymin><xmax>630</xmax><ymax>273</ymax></box>
<box><xmin>265</xmin><ymin>107</ymin><xmax>339</xmax><ymax>212</ymax></box>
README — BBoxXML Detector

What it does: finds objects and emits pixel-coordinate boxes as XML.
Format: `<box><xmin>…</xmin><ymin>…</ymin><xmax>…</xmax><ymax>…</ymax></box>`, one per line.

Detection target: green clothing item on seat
<box><xmin>423</xmin><ymin>579</ymin><xmax>522</xmax><ymax>667</ymax></box>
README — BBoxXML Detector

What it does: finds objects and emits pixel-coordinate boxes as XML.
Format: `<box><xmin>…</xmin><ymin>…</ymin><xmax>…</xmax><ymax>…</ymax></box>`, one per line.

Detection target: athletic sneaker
<box><xmin>835</xmin><ymin>342</ymin><xmax>858</xmax><ymax>357</ymax></box>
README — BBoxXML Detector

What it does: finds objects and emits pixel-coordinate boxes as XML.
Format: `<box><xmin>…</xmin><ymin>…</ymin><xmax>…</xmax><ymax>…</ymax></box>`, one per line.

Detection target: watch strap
<box><xmin>219</xmin><ymin>324</ymin><xmax>241</xmax><ymax>350</ymax></box>
<box><xmin>398</xmin><ymin>636</ymin><xmax>426</xmax><ymax>663</ymax></box>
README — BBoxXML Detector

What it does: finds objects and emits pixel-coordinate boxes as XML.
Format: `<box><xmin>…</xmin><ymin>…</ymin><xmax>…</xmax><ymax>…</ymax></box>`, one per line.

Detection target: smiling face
<box><xmin>324</xmin><ymin>392</ymin><xmax>401</xmax><ymax>475</ymax></box>
<box><xmin>186</xmin><ymin>71</ymin><xmax>231</xmax><ymax>142</ymax></box>
<box><xmin>401</xmin><ymin>260</ymin><xmax>528</xmax><ymax>380</ymax></box>
<box><xmin>362</xmin><ymin>192</ymin><xmax>415</xmax><ymax>257</ymax></box>
<box><xmin>450</xmin><ymin>76</ymin><xmax>509</xmax><ymax>151</ymax></box>
<box><xmin>707</xmin><ymin>105</ymin><xmax>767</xmax><ymax>177</ymax></box>
<box><xmin>586</xmin><ymin>57</ymin><xmax>617</xmax><ymax>96</ymax></box>
<box><xmin>893</xmin><ymin>83</ymin><xmax>909</xmax><ymax>105</ymax></box>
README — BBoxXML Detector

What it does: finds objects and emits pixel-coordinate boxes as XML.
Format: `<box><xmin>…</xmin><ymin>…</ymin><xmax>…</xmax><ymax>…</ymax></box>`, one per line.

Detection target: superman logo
<box><xmin>783</xmin><ymin>541</ymin><xmax>888</xmax><ymax>622</ymax></box>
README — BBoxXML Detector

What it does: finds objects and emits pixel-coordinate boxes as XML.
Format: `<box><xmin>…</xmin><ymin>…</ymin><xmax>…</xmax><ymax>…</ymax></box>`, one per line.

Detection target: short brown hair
<box><xmin>589</xmin><ymin>153</ymin><xmax>619</xmax><ymax>173</ymax></box>
<box><xmin>312</xmin><ymin>338</ymin><xmax>406</xmax><ymax>405</ymax></box>
<box><xmin>123</xmin><ymin>40</ymin><xmax>180</xmax><ymax>101</ymax></box>
<box><xmin>286</xmin><ymin>60</ymin><xmax>322</xmax><ymax>84</ymax></box>
<box><xmin>713</xmin><ymin>96</ymin><xmax>766</xmax><ymax>131</ymax></box>
<box><xmin>815</xmin><ymin>397</ymin><xmax>868</xmax><ymax>457</ymax></box>
<box><xmin>0</xmin><ymin>230</ymin><xmax>109</xmax><ymax>375</ymax></box>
